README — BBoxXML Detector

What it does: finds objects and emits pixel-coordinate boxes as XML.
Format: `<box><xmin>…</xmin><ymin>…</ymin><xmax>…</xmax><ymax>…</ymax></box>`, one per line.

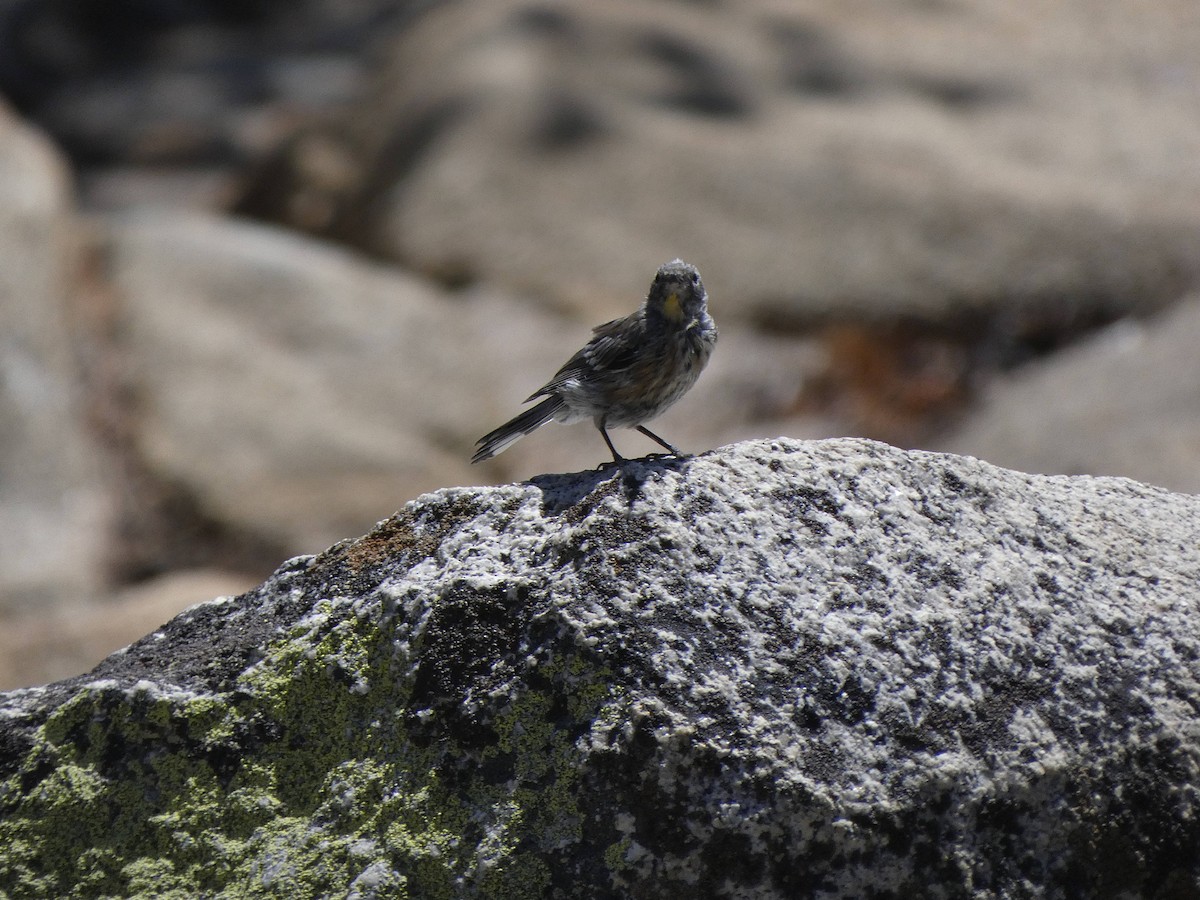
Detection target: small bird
<box><xmin>472</xmin><ymin>259</ymin><xmax>718</xmax><ymax>464</ymax></box>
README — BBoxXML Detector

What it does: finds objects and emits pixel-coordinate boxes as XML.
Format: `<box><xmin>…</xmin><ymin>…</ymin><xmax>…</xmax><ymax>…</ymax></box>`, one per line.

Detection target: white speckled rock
<box><xmin>2</xmin><ymin>438</ymin><xmax>1199</xmax><ymax>897</ymax></box>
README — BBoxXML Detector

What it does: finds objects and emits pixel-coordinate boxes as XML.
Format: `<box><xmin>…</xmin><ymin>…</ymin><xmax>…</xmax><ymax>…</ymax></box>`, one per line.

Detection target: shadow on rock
<box><xmin>529</xmin><ymin>453</ymin><xmax>694</xmax><ymax>515</ymax></box>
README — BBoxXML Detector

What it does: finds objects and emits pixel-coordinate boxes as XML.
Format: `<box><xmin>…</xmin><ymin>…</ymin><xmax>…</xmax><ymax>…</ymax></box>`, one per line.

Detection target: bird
<box><xmin>472</xmin><ymin>259</ymin><xmax>718</xmax><ymax>464</ymax></box>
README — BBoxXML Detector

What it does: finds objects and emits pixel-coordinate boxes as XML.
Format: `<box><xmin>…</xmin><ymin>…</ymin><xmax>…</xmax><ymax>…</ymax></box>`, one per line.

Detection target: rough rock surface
<box><xmin>3</xmin><ymin>438</ymin><xmax>1199</xmax><ymax>898</ymax></box>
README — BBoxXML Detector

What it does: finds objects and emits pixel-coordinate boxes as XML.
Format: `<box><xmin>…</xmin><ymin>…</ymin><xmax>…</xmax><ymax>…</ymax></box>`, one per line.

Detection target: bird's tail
<box><xmin>472</xmin><ymin>396</ymin><xmax>564</xmax><ymax>463</ymax></box>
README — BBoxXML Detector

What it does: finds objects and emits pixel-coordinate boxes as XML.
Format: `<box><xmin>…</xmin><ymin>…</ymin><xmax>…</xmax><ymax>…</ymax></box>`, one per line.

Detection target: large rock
<box><xmin>0</xmin><ymin>101</ymin><xmax>107</xmax><ymax>613</ymax></box>
<box><xmin>2</xmin><ymin>439</ymin><xmax>1198</xmax><ymax>897</ymax></box>
<box><xmin>934</xmin><ymin>293</ymin><xmax>1200</xmax><ymax>494</ymax></box>
<box><xmin>235</xmin><ymin>0</ymin><xmax>1200</xmax><ymax>330</ymax></box>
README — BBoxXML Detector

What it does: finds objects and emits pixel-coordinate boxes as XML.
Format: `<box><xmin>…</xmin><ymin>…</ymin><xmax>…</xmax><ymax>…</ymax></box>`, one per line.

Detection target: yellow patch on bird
<box><xmin>661</xmin><ymin>291</ymin><xmax>684</xmax><ymax>321</ymax></box>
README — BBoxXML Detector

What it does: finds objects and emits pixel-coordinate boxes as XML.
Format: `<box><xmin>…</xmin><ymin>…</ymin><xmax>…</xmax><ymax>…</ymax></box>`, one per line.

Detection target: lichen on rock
<box><xmin>2</xmin><ymin>438</ymin><xmax>1200</xmax><ymax>898</ymax></box>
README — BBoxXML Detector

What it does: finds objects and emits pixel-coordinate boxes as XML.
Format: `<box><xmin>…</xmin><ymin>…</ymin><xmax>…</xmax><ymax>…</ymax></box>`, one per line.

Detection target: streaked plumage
<box><xmin>472</xmin><ymin>259</ymin><xmax>718</xmax><ymax>464</ymax></box>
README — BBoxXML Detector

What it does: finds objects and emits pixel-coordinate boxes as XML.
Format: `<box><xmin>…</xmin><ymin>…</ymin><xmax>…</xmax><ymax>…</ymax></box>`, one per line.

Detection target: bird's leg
<box><xmin>598</xmin><ymin>422</ymin><xmax>626</xmax><ymax>464</ymax></box>
<box><xmin>636</xmin><ymin>425</ymin><xmax>684</xmax><ymax>456</ymax></box>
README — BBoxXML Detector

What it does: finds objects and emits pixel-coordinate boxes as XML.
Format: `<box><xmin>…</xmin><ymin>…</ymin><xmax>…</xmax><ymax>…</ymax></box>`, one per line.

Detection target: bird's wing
<box><xmin>525</xmin><ymin>314</ymin><xmax>643</xmax><ymax>401</ymax></box>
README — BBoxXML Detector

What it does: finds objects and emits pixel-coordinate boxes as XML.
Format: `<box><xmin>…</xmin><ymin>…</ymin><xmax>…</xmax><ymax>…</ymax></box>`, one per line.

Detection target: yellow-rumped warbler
<box><xmin>472</xmin><ymin>259</ymin><xmax>718</xmax><ymax>464</ymax></box>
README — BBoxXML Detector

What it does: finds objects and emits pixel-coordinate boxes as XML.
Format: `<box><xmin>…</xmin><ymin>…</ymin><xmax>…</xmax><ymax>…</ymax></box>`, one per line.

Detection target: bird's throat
<box><xmin>661</xmin><ymin>292</ymin><xmax>684</xmax><ymax>322</ymax></box>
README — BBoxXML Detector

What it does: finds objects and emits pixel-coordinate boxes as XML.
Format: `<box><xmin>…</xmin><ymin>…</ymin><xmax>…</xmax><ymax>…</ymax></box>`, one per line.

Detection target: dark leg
<box><xmin>636</xmin><ymin>425</ymin><xmax>683</xmax><ymax>456</ymax></box>
<box><xmin>598</xmin><ymin>424</ymin><xmax>626</xmax><ymax>463</ymax></box>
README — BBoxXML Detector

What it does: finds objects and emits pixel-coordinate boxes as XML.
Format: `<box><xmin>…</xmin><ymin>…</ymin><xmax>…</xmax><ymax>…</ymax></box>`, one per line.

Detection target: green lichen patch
<box><xmin>0</xmin><ymin>580</ymin><xmax>621</xmax><ymax>899</ymax></box>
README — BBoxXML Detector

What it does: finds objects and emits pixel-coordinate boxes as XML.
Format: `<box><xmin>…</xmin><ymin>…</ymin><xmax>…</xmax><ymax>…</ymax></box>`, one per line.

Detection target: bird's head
<box><xmin>647</xmin><ymin>259</ymin><xmax>707</xmax><ymax>326</ymax></box>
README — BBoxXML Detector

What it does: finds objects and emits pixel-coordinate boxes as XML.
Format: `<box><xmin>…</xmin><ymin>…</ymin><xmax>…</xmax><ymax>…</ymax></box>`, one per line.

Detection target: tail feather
<box><xmin>472</xmin><ymin>396</ymin><xmax>564</xmax><ymax>463</ymax></box>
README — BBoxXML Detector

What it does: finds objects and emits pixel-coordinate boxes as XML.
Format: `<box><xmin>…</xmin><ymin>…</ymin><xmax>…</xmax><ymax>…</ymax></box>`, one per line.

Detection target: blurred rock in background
<box><xmin>0</xmin><ymin>0</ymin><xmax>1198</xmax><ymax>688</ymax></box>
<box><xmin>0</xmin><ymin>103</ymin><xmax>107</xmax><ymax>619</ymax></box>
<box><xmin>234</xmin><ymin>0</ymin><xmax>1200</xmax><ymax>329</ymax></box>
<box><xmin>939</xmin><ymin>293</ymin><xmax>1200</xmax><ymax>493</ymax></box>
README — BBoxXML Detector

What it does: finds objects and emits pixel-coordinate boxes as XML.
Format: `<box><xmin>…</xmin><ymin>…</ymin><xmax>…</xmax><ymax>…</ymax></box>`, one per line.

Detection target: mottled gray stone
<box><xmin>2</xmin><ymin>439</ymin><xmax>1198</xmax><ymax>898</ymax></box>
